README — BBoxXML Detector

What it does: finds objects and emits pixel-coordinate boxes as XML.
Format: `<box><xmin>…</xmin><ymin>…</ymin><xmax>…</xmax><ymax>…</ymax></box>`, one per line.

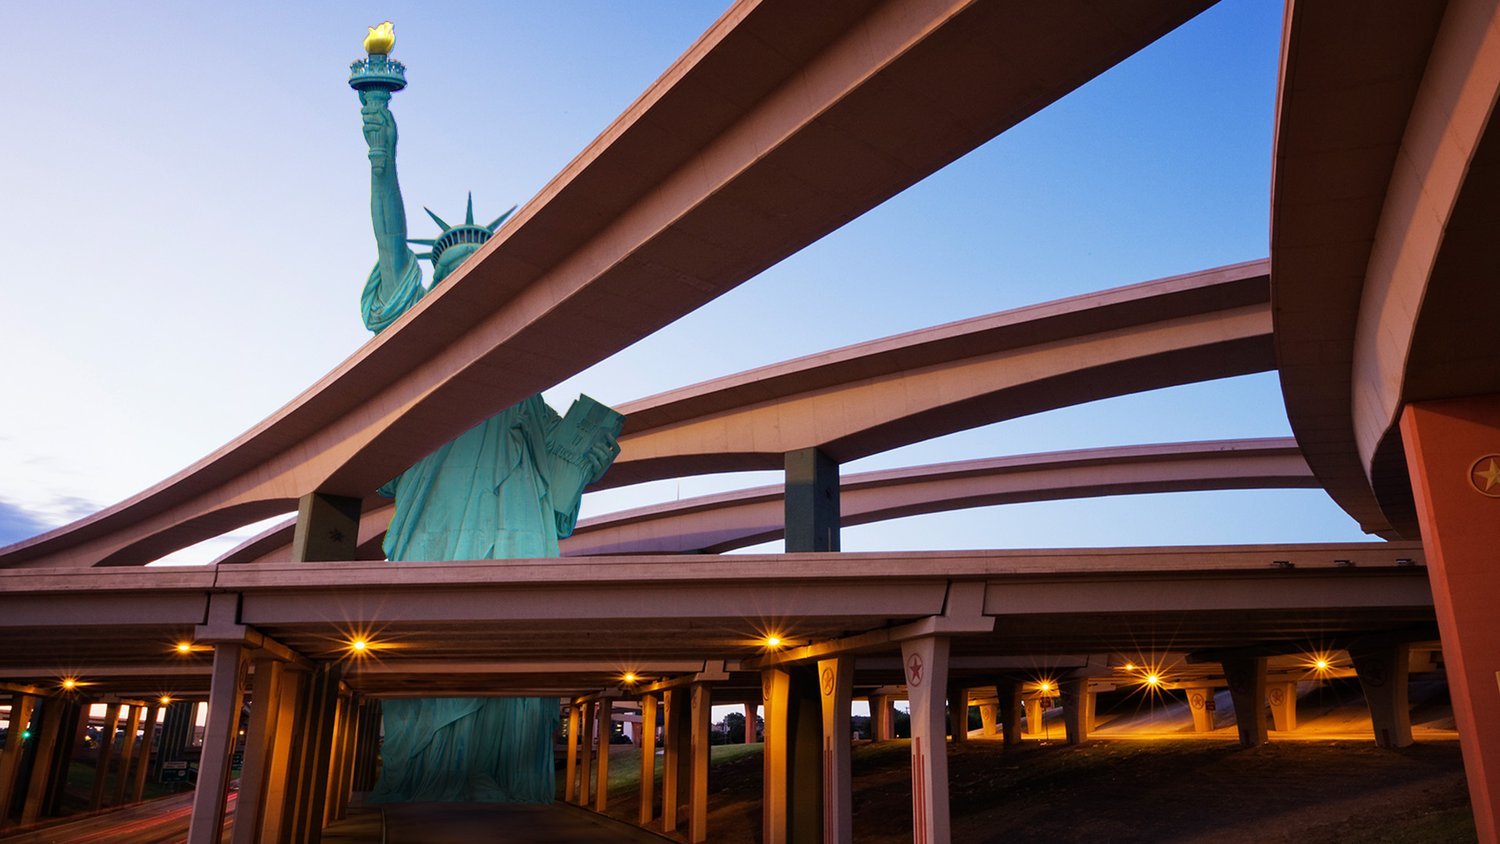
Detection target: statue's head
<box><xmin>411</xmin><ymin>195</ymin><xmax>517</xmax><ymax>284</ymax></box>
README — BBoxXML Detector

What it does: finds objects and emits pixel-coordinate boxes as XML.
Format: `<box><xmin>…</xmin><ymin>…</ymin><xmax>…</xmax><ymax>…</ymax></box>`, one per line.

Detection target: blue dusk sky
<box><xmin>0</xmin><ymin>1</ymin><xmax>1373</xmax><ymax>562</ymax></box>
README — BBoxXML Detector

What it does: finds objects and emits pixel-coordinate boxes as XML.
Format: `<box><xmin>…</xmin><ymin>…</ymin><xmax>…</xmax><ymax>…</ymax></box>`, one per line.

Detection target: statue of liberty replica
<box><xmin>349</xmin><ymin>23</ymin><xmax>623</xmax><ymax>803</ymax></box>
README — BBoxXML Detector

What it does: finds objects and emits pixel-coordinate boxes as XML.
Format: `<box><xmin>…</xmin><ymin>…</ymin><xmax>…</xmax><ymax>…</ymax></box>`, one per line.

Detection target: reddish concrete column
<box><xmin>595</xmin><ymin>698</ymin><xmax>613</xmax><ymax>813</ymax></box>
<box><xmin>744</xmin><ymin>702</ymin><xmax>756</xmax><ymax>744</ymax></box>
<box><xmin>1184</xmin><ymin>687</ymin><xmax>1216</xmax><ymax>732</ymax></box>
<box><xmin>688</xmin><ymin>685</ymin><xmax>711</xmax><ymax>843</ymax></box>
<box><xmin>638</xmin><ymin>695</ymin><xmax>657</xmax><ymax>826</ymax></box>
<box><xmin>564</xmin><ymin>704</ymin><xmax>581</xmax><ymax>804</ymax></box>
<box><xmin>946</xmin><ymin>682</ymin><xmax>969</xmax><ymax>743</ymax></box>
<box><xmin>188</xmin><ymin>642</ymin><xmax>248</xmax><ymax>844</ymax></box>
<box><xmin>1267</xmin><ymin>682</ymin><xmax>1297</xmax><ymax>733</ymax></box>
<box><xmin>130</xmin><ymin>704</ymin><xmax>161</xmax><ymax>803</ymax></box>
<box><xmin>351</xmin><ymin>699</ymin><xmax>381</xmax><ymax>792</ymax></box>
<box><xmin>87</xmin><ymin>702</ymin><xmax>120</xmax><ymax>810</ymax></box>
<box><xmin>1223</xmin><ymin>656</ymin><xmax>1268</xmax><ymax>748</ymax></box>
<box><xmin>19</xmin><ymin>697</ymin><xmax>65</xmax><ymax>825</ymax></box>
<box><xmin>819</xmin><ymin>657</ymin><xmax>853</xmax><ymax>844</ymax></box>
<box><xmin>111</xmin><ymin>704</ymin><xmax>143</xmax><ymax>806</ymax></box>
<box><xmin>0</xmin><ymin>694</ymin><xmax>39</xmax><ymax>827</ymax></box>
<box><xmin>234</xmin><ymin>658</ymin><xmax>283</xmax><ymax>844</ymax></box>
<box><xmin>1349</xmin><ymin>643</ymin><xmax>1412</xmax><ymax>748</ymax></box>
<box><xmin>1402</xmin><ymin>396</ymin><xmax>1500</xmax><ymax>839</ymax></box>
<box><xmin>902</xmin><ymin>636</ymin><xmax>951</xmax><ymax>844</ymax></box>
<box><xmin>1060</xmin><ymin>679</ymin><xmax>1092</xmax><ymax>745</ymax></box>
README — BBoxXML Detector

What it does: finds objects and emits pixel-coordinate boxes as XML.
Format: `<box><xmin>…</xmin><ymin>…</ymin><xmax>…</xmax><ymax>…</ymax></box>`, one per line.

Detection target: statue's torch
<box><xmin>350</xmin><ymin>21</ymin><xmax>406</xmax><ymax>94</ymax></box>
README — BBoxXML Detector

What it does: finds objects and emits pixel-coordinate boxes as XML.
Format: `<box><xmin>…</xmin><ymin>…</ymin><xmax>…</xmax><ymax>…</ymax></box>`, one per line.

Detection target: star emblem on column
<box><xmin>906</xmin><ymin>653</ymin><xmax>924</xmax><ymax>687</ymax></box>
<box><xmin>1471</xmin><ymin>454</ymin><xmax>1500</xmax><ymax>498</ymax></box>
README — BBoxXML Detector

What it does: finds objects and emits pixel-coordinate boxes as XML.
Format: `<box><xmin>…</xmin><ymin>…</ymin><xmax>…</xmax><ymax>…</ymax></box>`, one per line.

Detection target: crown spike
<box><xmin>465</xmin><ymin>193</ymin><xmax>475</xmax><ymax>226</ymax></box>
<box><xmin>487</xmin><ymin>205</ymin><xmax>519</xmax><ymax>232</ymax></box>
<box><xmin>424</xmin><ymin>207</ymin><xmax>451</xmax><ymax>231</ymax></box>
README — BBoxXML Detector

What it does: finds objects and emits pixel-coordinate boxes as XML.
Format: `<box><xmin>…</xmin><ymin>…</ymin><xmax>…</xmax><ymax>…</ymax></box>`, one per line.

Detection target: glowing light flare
<box><xmin>623</xmin><ymin>672</ymin><xmax>638</xmax><ymax>684</ymax></box>
<box><xmin>1145</xmin><ymin>674</ymin><xmax>1161</xmax><ymax>687</ymax></box>
<box><xmin>764</xmin><ymin>635</ymin><xmax>783</xmax><ymax>649</ymax></box>
<box><xmin>349</xmin><ymin>638</ymin><xmax>369</xmax><ymax>654</ymax></box>
<box><xmin>1034</xmin><ymin>679</ymin><xmax>1054</xmax><ymax>694</ymax></box>
<box><xmin>1123</xmin><ymin>663</ymin><xmax>1137</xmax><ymax>672</ymax></box>
<box><xmin>61</xmin><ymin>677</ymin><xmax>78</xmax><ymax>691</ymax></box>
<box><xmin>160</xmin><ymin>695</ymin><xmax>172</xmax><ymax>706</ymax></box>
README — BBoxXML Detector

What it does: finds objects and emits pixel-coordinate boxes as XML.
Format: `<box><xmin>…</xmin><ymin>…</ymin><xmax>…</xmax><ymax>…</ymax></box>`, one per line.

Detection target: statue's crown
<box><xmin>409</xmin><ymin>195</ymin><xmax>517</xmax><ymax>266</ymax></box>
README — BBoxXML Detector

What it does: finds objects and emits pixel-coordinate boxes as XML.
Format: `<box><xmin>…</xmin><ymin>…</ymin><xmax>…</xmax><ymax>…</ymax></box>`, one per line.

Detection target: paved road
<box><xmin>372</xmin><ymin>803</ymin><xmax>670</xmax><ymax>843</ymax></box>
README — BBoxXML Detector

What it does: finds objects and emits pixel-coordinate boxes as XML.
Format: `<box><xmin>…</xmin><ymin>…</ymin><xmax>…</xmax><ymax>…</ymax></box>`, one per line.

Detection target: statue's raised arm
<box><xmin>359</xmin><ymin>90</ymin><xmax>421</xmax><ymax>330</ymax></box>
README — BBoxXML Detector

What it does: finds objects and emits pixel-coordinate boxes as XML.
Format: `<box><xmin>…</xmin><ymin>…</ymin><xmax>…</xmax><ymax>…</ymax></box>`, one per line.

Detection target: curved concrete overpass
<box><xmin>219</xmin><ymin>437</ymin><xmax>1310</xmax><ymax>562</ymax></box>
<box><xmin>563</xmin><ymin>438</ymin><xmax>1315</xmax><ymax>555</ymax></box>
<box><xmin>1273</xmin><ymin>0</ymin><xmax>1500</xmax><ymax>538</ymax></box>
<box><xmin>0</xmin><ymin>0</ymin><xmax>1214</xmax><ymax>571</ymax></box>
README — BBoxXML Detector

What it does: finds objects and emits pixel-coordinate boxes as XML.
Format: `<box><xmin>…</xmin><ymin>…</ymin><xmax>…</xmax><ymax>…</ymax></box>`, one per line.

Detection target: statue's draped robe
<box><xmin>363</xmin><ymin>252</ymin><xmax>589</xmax><ymax>803</ymax></box>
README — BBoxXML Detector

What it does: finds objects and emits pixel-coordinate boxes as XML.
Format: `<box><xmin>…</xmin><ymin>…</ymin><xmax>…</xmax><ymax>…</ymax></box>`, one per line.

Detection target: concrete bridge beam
<box><xmin>1223</xmin><ymin>655</ymin><xmax>1268</xmax><ymax>748</ymax></box>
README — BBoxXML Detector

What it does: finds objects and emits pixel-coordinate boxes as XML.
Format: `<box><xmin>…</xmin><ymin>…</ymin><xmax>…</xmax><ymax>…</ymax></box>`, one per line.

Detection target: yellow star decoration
<box><xmin>1474</xmin><ymin>457</ymin><xmax>1500</xmax><ymax>493</ymax></box>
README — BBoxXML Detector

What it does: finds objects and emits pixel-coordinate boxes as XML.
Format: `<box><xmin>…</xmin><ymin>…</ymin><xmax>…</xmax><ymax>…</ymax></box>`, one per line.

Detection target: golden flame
<box><xmin>364</xmin><ymin>21</ymin><xmax>396</xmax><ymax>55</ymax></box>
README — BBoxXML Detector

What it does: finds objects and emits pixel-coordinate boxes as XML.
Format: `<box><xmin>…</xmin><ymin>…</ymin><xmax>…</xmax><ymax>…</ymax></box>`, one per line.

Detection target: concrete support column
<box><xmin>901</xmin><ymin>636</ymin><xmax>951</xmax><ymax>844</ymax></box>
<box><xmin>744</xmin><ymin>702</ymin><xmax>757</xmax><ymax>744</ymax></box>
<box><xmin>155</xmin><ymin>701</ymin><xmax>192</xmax><ymax>778</ymax></box>
<box><xmin>1060</xmin><ymin>679</ymin><xmax>1092</xmax><ymax>745</ymax></box>
<box><xmin>819</xmin><ymin>657</ymin><xmax>853</xmax><ymax>844</ymax></box>
<box><xmin>111</xmin><ymin>704</ymin><xmax>144</xmax><ymax>806</ymax></box>
<box><xmin>0</xmin><ymin>694</ymin><xmax>38</xmax><ymax>827</ymax></box>
<box><xmin>661</xmin><ymin>689</ymin><xmax>688</xmax><ymax>832</ymax></box>
<box><xmin>1350</xmin><ymin>643</ymin><xmax>1413</xmax><ymax>749</ymax></box>
<box><xmin>946</xmin><ymin>682</ymin><xmax>969</xmax><ymax>743</ymax></box>
<box><xmin>638</xmin><ymin>694</ymin><xmax>658</xmax><ymax>827</ymax></box>
<box><xmin>1402</xmin><ymin>396</ymin><xmax>1500</xmax><ymax>841</ymax></box>
<box><xmin>233</xmin><ymin>658</ymin><xmax>283</xmax><ymax>844</ymax></box>
<box><xmin>870</xmin><ymin>695</ymin><xmax>893</xmax><ymax>742</ymax></box>
<box><xmin>1267</xmin><ymin>682</ymin><xmax>1298</xmax><ymax>732</ymax></box>
<box><xmin>761</xmin><ymin>666</ymin><xmax>821</xmax><ymax>844</ymax></box>
<box><xmin>578</xmin><ymin>700</ymin><xmax>595</xmax><ymax>808</ymax></box>
<box><xmin>689</xmin><ymin>684</ymin><xmax>711</xmax><ymax>844</ymax></box>
<box><xmin>129</xmin><ymin>704</ymin><xmax>161</xmax><ymax>803</ymax></box>
<box><xmin>259</xmin><ymin>667</ymin><xmax>307</xmax><ymax>844</ymax></box>
<box><xmin>785</xmin><ymin>447</ymin><xmax>839</xmax><ymax>552</ymax></box>
<box><xmin>19</xmin><ymin>696</ymin><xmax>65</xmax><ymax>825</ymax></box>
<box><xmin>187</xmin><ymin>642</ymin><xmax>248</xmax><ymax>844</ymax></box>
<box><xmin>1185</xmin><ymin>687</ymin><xmax>1216</xmax><ymax>732</ymax></box>
<box><xmin>284</xmin><ymin>662</ymin><xmax>342</xmax><ymax>844</ymax></box>
<box><xmin>564</xmin><ymin>704</ymin><xmax>581</xmax><ymax>804</ymax></box>
<box><xmin>978</xmin><ymin>702</ymin><xmax>998</xmax><ymax>737</ymax></box>
<box><xmin>87</xmin><ymin>702</ymin><xmax>120</xmax><ymax>810</ymax></box>
<box><xmin>0</xmin><ymin>695</ymin><xmax>38</xmax><ymax>827</ymax></box>
<box><xmin>994</xmin><ymin>678</ymin><xmax>1023</xmax><ymax>747</ymax></box>
<box><xmin>291</xmin><ymin>491</ymin><xmax>362</xmax><ymax>562</ymax></box>
<box><xmin>1023</xmin><ymin>698</ymin><xmax>1043</xmax><ymax>738</ymax></box>
<box><xmin>595</xmin><ymin>698</ymin><xmax>613</xmax><ymax>813</ymax></box>
<box><xmin>1222</xmin><ymin>656</ymin><xmax>1268</xmax><ymax>748</ymax></box>
<box><xmin>44</xmin><ymin>698</ymin><xmax>88</xmax><ymax>817</ymax></box>
<box><xmin>329</xmin><ymin>693</ymin><xmax>359</xmax><ymax>823</ymax></box>
<box><xmin>351</xmin><ymin>699</ymin><xmax>381</xmax><ymax>793</ymax></box>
